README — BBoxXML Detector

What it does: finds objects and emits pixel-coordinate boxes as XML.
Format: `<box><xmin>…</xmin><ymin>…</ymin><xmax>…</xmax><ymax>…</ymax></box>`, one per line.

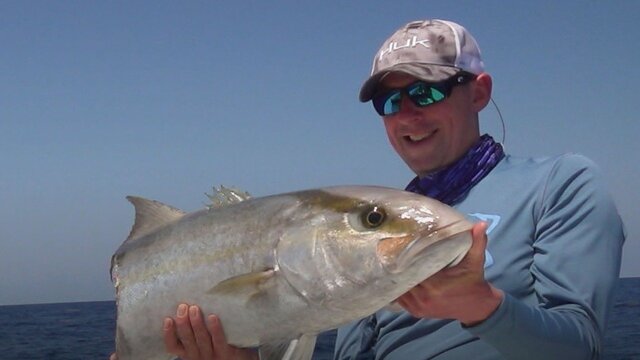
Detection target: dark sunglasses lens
<box><xmin>373</xmin><ymin>90</ymin><xmax>402</xmax><ymax>116</ymax></box>
<box><xmin>372</xmin><ymin>80</ymin><xmax>455</xmax><ymax>116</ymax></box>
<box><xmin>408</xmin><ymin>83</ymin><xmax>446</xmax><ymax>107</ymax></box>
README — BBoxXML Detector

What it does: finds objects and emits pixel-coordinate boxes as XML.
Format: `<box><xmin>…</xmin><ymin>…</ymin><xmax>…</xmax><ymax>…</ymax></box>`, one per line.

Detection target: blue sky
<box><xmin>0</xmin><ymin>1</ymin><xmax>637</xmax><ymax>305</ymax></box>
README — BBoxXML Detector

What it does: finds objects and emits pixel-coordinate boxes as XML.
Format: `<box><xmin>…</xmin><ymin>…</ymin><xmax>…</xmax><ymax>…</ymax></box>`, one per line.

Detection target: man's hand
<box><xmin>163</xmin><ymin>304</ymin><xmax>258</xmax><ymax>360</ymax></box>
<box><xmin>396</xmin><ymin>222</ymin><xmax>503</xmax><ymax>326</ymax></box>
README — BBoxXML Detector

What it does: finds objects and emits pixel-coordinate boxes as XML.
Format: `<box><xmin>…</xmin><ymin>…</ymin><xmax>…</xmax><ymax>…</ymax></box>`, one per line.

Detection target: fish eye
<box><xmin>361</xmin><ymin>206</ymin><xmax>386</xmax><ymax>229</ymax></box>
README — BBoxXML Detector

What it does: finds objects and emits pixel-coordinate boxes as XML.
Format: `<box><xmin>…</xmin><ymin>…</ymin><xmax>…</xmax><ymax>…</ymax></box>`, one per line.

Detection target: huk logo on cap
<box><xmin>378</xmin><ymin>36</ymin><xmax>431</xmax><ymax>61</ymax></box>
<box><xmin>359</xmin><ymin>19</ymin><xmax>484</xmax><ymax>102</ymax></box>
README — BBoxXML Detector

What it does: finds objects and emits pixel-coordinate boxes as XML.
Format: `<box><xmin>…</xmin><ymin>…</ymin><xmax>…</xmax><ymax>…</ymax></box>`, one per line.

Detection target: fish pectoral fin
<box><xmin>207</xmin><ymin>269</ymin><xmax>276</xmax><ymax>297</ymax></box>
<box><xmin>259</xmin><ymin>334</ymin><xmax>317</xmax><ymax>360</ymax></box>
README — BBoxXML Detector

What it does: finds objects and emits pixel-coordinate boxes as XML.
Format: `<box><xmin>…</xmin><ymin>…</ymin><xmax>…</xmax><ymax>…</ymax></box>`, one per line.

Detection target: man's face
<box><xmin>379</xmin><ymin>72</ymin><xmax>481</xmax><ymax>177</ymax></box>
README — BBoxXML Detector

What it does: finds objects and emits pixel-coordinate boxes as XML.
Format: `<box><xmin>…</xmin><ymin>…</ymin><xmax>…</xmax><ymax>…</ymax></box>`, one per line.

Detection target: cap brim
<box><xmin>359</xmin><ymin>64</ymin><xmax>460</xmax><ymax>102</ymax></box>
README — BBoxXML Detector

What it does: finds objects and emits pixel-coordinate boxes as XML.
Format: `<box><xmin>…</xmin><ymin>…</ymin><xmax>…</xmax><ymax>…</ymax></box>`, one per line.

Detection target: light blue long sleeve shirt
<box><xmin>334</xmin><ymin>154</ymin><xmax>625</xmax><ymax>359</ymax></box>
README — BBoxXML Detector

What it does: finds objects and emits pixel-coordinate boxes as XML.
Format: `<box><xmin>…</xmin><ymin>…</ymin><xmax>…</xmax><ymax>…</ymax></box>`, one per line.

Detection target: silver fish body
<box><xmin>111</xmin><ymin>186</ymin><xmax>473</xmax><ymax>360</ymax></box>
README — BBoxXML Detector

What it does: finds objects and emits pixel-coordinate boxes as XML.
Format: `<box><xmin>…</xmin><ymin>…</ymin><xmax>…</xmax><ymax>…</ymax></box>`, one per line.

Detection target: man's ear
<box><xmin>472</xmin><ymin>73</ymin><xmax>492</xmax><ymax>112</ymax></box>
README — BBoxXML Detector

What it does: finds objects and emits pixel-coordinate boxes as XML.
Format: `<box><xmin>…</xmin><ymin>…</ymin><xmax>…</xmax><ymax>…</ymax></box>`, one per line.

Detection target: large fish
<box><xmin>111</xmin><ymin>185</ymin><xmax>473</xmax><ymax>360</ymax></box>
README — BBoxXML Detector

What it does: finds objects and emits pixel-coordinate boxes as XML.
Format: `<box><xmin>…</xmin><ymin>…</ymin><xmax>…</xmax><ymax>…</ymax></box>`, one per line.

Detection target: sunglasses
<box><xmin>372</xmin><ymin>72</ymin><xmax>476</xmax><ymax>116</ymax></box>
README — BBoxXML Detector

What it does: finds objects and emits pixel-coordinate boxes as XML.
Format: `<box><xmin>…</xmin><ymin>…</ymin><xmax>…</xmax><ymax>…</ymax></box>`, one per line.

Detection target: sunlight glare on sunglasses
<box><xmin>372</xmin><ymin>72</ymin><xmax>476</xmax><ymax>116</ymax></box>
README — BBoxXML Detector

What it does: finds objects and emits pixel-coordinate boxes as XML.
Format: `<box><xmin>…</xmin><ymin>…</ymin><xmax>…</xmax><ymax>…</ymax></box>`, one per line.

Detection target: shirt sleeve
<box><xmin>466</xmin><ymin>154</ymin><xmax>626</xmax><ymax>359</ymax></box>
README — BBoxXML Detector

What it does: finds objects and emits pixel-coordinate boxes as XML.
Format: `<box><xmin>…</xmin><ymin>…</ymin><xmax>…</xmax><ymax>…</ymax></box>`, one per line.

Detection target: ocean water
<box><xmin>0</xmin><ymin>277</ymin><xmax>637</xmax><ymax>360</ymax></box>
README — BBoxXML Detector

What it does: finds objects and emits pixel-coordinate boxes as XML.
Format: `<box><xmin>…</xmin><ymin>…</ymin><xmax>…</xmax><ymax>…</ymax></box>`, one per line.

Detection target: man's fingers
<box><xmin>174</xmin><ymin>303</ymin><xmax>200</xmax><ymax>359</ymax></box>
<box><xmin>163</xmin><ymin>317</ymin><xmax>185</xmax><ymax>356</ymax></box>
<box><xmin>396</xmin><ymin>290</ymin><xmax>424</xmax><ymax>315</ymax></box>
<box><xmin>207</xmin><ymin>314</ymin><xmax>229</xmax><ymax>351</ymax></box>
<box><xmin>190</xmin><ymin>305</ymin><xmax>215</xmax><ymax>359</ymax></box>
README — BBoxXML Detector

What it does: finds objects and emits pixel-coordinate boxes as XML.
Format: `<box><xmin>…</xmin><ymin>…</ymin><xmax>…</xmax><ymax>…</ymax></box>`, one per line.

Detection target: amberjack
<box><xmin>111</xmin><ymin>185</ymin><xmax>473</xmax><ymax>360</ymax></box>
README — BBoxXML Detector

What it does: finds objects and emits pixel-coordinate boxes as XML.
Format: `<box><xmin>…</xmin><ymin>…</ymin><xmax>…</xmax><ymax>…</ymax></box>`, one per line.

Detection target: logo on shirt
<box><xmin>468</xmin><ymin>213</ymin><xmax>501</xmax><ymax>269</ymax></box>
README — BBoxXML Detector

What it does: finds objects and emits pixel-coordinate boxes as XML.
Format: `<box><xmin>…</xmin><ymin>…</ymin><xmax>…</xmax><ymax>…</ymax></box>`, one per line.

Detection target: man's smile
<box><xmin>405</xmin><ymin>130</ymin><xmax>437</xmax><ymax>143</ymax></box>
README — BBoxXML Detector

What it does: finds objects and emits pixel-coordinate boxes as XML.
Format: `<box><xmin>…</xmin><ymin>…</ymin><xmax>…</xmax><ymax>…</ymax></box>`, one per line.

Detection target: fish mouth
<box><xmin>383</xmin><ymin>219</ymin><xmax>473</xmax><ymax>274</ymax></box>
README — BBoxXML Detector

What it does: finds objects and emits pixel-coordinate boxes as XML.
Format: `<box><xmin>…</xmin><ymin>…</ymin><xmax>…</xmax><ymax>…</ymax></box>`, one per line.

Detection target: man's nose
<box><xmin>396</xmin><ymin>93</ymin><xmax>421</xmax><ymax>117</ymax></box>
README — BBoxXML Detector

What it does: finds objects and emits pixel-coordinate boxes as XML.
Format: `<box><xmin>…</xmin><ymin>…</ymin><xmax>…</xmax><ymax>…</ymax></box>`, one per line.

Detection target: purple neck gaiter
<box><xmin>405</xmin><ymin>134</ymin><xmax>504</xmax><ymax>206</ymax></box>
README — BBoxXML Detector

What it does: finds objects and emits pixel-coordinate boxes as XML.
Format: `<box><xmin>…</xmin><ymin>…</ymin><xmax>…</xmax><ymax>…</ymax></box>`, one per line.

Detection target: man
<box><xmin>126</xmin><ymin>19</ymin><xmax>625</xmax><ymax>359</ymax></box>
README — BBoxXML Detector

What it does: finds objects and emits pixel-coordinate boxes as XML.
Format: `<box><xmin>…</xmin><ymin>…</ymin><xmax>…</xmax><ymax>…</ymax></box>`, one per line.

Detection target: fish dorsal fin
<box><xmin>125</xmin><ymin>196</ymin><xmax>186</xmax><ymax>242</ymax></box>
<box><xmin>259</xmin><ymin>334</ymin><xmax>317</xmax><ymax>360</ymax></box>
<box><xmin>205</xmin><ymin>185</ymin><xmax>251</xmax><ymax>209</ymax></box>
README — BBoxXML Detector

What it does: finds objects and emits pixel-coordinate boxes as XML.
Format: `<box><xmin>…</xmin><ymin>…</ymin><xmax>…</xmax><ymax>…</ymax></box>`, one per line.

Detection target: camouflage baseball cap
<box><xmin>359</xmin><ymin>19</ymin><xmax>485</xmax><ymax>102</ymax></box>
